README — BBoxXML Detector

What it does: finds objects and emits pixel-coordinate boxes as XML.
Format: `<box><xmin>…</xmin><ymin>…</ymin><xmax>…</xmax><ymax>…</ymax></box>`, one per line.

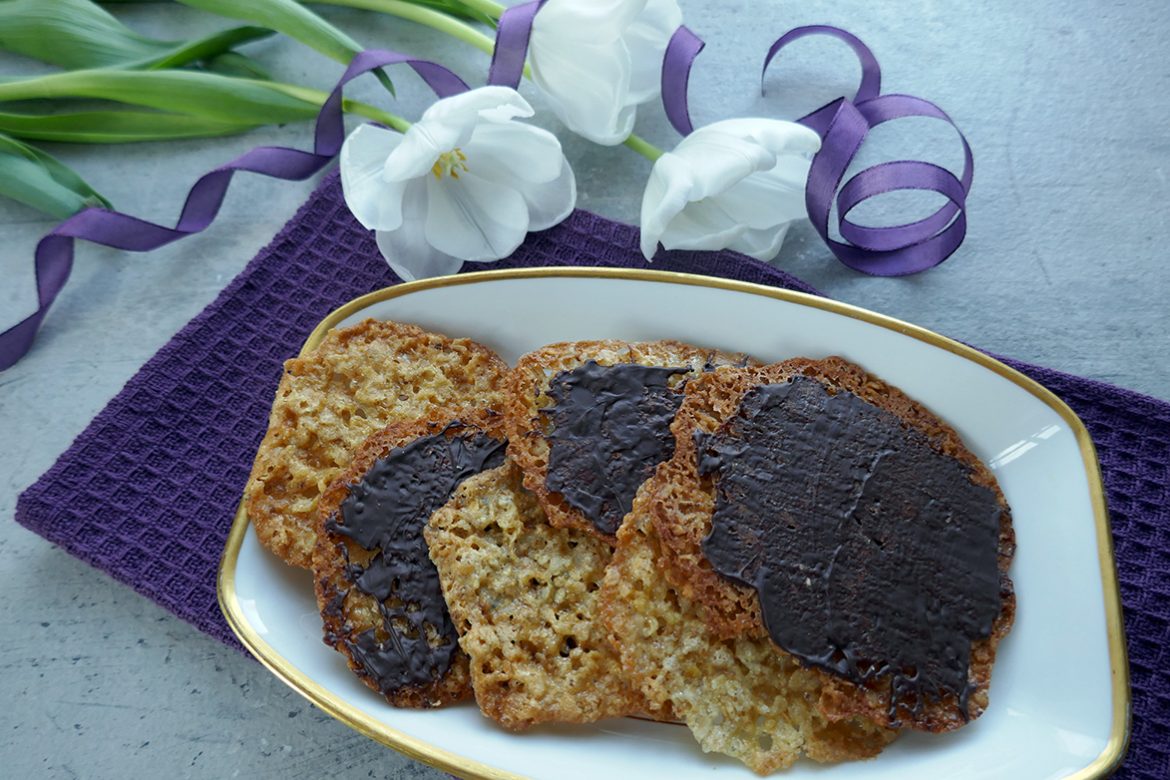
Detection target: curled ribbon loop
<box><xmin>662</xmin><ymin>24</ymin><xmax>973</xmax><ymax>277</ymax></box>
<box><xmin>763</xmin><ymin>25</ymin><xmax>881</xmax><ymax>106</ymax></box>
<box><xmin>488</xmin><ymin>0</ymin><xmax>545</xmax><ymax>89</ymax></box>
<box><xmin>837</xmin><ymin>159</ymin><xmax>966</xmax><ymax>252</ymax></box>
<box><xmin>802</xmin><ymin>92</ymin><xmax>972</xmax><ymax>276</ymax></box>
<box><xmin>774</xmin><ymin>26</ymin><xmax>972</xmax><ymax>276</ymax></box>
<box><xmin>0</xmin><ymin>50</ymin><xmax>469</xmax><ymax>371</ymax></box>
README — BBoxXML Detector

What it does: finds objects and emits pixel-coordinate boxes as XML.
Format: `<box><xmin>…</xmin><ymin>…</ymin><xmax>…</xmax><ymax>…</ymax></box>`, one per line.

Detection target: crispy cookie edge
<box><xmin>311</xmin><ymin>407</ymin><xmax>506</xmax><ymax>707</ymax></box>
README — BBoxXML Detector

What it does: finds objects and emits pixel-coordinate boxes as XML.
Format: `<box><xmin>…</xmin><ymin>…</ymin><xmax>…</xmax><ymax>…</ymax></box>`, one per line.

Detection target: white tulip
<box><xmin>640</xmin><ymin>119</ymin><xmax>823</xmax><ymax>262</ymax></box>
<box><xmin>340</xmin><ymin>86</ymin><xmax>576</xmax><ymax>281</ymax></box>
<box><xmin>529</xmin><ymin>0</ymin><xmax>683</xmax><ymax>145</ymax></box>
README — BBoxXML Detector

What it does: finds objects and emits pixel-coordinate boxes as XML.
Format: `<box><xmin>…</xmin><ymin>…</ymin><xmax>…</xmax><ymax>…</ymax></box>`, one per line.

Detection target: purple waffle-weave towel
<box><xmin>14</xmin><ymin>172</ymin><xmax>1168</xmax><ymax>778</ymax></box>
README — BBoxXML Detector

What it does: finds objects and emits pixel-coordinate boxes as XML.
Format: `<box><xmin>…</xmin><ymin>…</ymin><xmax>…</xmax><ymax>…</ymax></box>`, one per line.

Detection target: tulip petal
<box><xmin>515</xmin><ymin>160</ymin><xmax>578</xmax><ymax>231</ymax></box>
<box><xmin>729</xmin><ymin>224</ymin><xmax>795</xmax><ymax>260</ymax></box>
<box><xmin>339</xmin><ymin>124</ymin><xmax>407</xmax><ymax>231</ymax></box>
<box><xmin>463</xmin><ymin>121</ymin><xmax>566</xmax><ymax>184</ymax></box>
<box><xmin>640</xmin><ymin>119</ymin><xmax>820</xmax><ymax>261</ymax></box>
<box><xmin>384</xmin><ymin>123</ymin><xmax>452</xmax><ymax>183</ymax></box>
<box><xmin>530</xmin><ymin>37</ymin><xmax>635</xmax><ymax>144</ymax></box>
<box><xmin>644</xmin><ymin>157</ymin><xmax>768</xmax><ymax>255</ymax></box>
<box><xmin>374</xmin><ymin>180</ymin><xmax>465</xmax><ymax>281</ymax></box>
<box><xmin>717</xmin><ymin>157</ymin><xmax>811</xmax><ymax>230</ymax></box>
<box><xmin>534</xmin><ymin>0</ymin><xmax>647</xmax><ymax>44</ymax></box>
<box><xmin>640</xmin><ymin>153</ymin><xmax>692</xmax><ymax>259</ymax></box>
<box><xmin>386</xmin><ymin>88</ymin><xmax>537</xmax><ymax>182</ymax></box>
<box><xmin>465</xmin><ymin>147</ymin><xmax>576</xmax><ymax>231</ymax></box>
<box><xmin>376</xmin><ymin>229</ymin><xmax>465</xmax><ymax>281</ymax></box>
<box><xmin>670</xmin><ymin>119</ymin><xmax>821</xmax><ymax>197</ymax></box>
<box><xmin>669</xmin><ymin>132</ymin><xmax>777</xmax><ymax>199</ymax></box>
<box><xmin>720</xmin><ymin>117</ymin><xmax>823</xmax><ymax>157</ymax></box>
<box><xmin>655</xmin><ymin>178</ymin><xmax>807</xmax><ymax>261</ymax></box>
<box><xmin>624</xmin><ymin>0</ymin><xmax>683</xmax><ymax>103</ymax></box>
<box><xmin>424</xmin><ymin>172</ymin><xmax>529</xmax><ymax>262</ymax></box>
<box><xmin>530</xmin><ymin>0</ymin><xmax>665</xmax><ymax>142</ymax></box>
<box><xmin>421</xmin><ymin>85</ymin><xmax>535</xmax><ymax>128</ymax></box>
<box><xmin>659</xmin><ymin>197</ymin><xmax>746</xmax><ymax>251</ymax></box>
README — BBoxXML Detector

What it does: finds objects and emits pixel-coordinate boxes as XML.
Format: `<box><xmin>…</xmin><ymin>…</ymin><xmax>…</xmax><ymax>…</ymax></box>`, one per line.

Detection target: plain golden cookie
<box><xmin>425</xmin><ymin>462</ymin><xmax>659</xmax><ymax>730</ymax></box>
<box><xmin>598</xmin><ymin>492</ymin><xmax>898</xmax><ymax>774</ymax></box>
<box><xmin>245</xmin><ymin>318</ymin><xmax>508</xmax><ymax>568</ymax></box>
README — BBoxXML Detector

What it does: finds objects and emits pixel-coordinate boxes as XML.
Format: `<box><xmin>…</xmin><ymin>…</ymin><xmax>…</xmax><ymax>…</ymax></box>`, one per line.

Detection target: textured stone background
<box><xmin>2</xmin><ymin>1</ymin><xmax>1166</xmax><ymax>777</ymax></box>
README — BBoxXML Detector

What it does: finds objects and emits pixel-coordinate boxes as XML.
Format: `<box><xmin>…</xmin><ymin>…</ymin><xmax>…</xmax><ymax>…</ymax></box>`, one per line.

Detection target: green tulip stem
<box><xmin>623</xmin><ymin>133</ymin><xmax>664</xmax><ymax>162</ymax></box>
<box><xmin>345</xmin><ymin>99</ymin><xmax>411</xmax><ymax>132</ymax></box>
<box><xmin>276</xmin><ymin>83</ymin><xmax>412</xmax><ymax>131</ymax></box>
<box><xmin>315</xmin><ymin>0</ymin><xmax>502</xmax><ymax>60</ymax></box>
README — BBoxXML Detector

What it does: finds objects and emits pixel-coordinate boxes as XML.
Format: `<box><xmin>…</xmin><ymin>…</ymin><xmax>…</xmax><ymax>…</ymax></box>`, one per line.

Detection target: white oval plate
<box><xmin>219</xmin><ymin>268</ymin><xmax>1128</xmax><ymax>780</ymax></box>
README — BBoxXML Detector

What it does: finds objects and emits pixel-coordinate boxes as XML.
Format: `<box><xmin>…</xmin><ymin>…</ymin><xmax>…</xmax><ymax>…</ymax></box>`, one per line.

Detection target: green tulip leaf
<box><xmin>176</xmin><ymin>0</ymin><xmax>395</xmax><ymax>93</ymax></box>
<box><xmin>0</xmin><ymin>0</ymin><xmax>273</xmax><ymax>74</ymax></box>
<box><xmin>0</xmin><ymin>0</ymin><xmax>166</xmax><ymax>68</ymax></box>
<box><xmin>131</xmin><ymin>26</ymin><xmax>277</xmax><ymax>71</ymax></box>
<box><xmin>0</xmin><ymin>69</ymin><xmax>322</xmax><ymax>124</ymax></box>
<box><xmin>0</xmin><ymin>109</ymin><xmax>262</xmax><ymax>143</ymax></box>
<box><xmin>0</xmin><ymin>132</ymin><xmax>111</xmax><ymax>218</ymax></box>
<box><xmin>204</xmin><ymin>50</ymin><xmax>273</xmax><ymax>80</ymax></box>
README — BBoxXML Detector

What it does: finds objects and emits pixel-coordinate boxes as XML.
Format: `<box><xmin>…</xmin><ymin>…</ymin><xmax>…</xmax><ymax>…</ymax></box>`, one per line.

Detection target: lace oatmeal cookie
<box><xmin>245</xmin><ymin>318</ymin><xmax>507</xmax><ymax>568</ymax></box>
<box><xmin>598</xmin><ymin>491</ymin><xmax>897</xmax><ymax>774</ymax></box>
<box><xmin>312</xmin><ymin>410</ymin><xmax>505</xmax><ymax>707</ymax></box>
<box><xmin>425</xmin><ymin>462</ymin><xmax>660</xmax><ymax>730</ymax></box>
<box><xmin>504</xmin><ymin>339</ymin><xmax>754</xmax><ymax>543</ymax></box>
<box><xmin>646</xmin><ymin>357</ymin><xmax>1015</xmax><ymax>732</ymax></box>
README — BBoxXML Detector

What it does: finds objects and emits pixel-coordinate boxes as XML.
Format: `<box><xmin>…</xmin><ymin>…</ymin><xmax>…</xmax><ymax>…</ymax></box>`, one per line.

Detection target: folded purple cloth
<box><xmin>15</xmin><ymin>172</ymin><xmax>1167</xmax><ymax>778</ymax></box>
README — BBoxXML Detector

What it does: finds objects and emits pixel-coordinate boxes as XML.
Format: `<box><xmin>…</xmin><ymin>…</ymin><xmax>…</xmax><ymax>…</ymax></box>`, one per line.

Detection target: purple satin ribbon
<box><xmin>661</xmin><ymin>26</ymin><xmax>705</xmax><ymax>135</ymax></box>
<box><xmin>0</xmin><ymin>50</ymin><xmax>468</xmax><ymax>371</ymax></box>
<box><xmin>488</xmin><ymin>0</ymin><xmax>545</xmax><ymax>89</ymax></box>
<box><xmin>663</xmin><ymin>24</ymin><xmax>973</xmax><ymax>277</ymax></box>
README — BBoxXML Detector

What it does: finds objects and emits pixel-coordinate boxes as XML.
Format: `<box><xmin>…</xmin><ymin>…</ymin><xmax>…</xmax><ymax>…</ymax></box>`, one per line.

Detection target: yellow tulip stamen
<box><xmin>431</xmin><ymin>148</ymin><xmax>469</xmax><ymax>179</ymax></box>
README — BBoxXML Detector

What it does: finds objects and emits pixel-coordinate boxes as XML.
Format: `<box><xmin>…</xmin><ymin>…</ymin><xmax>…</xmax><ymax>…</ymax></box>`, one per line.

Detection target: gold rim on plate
<box><xmin>217</xmin><ymin>266</ymin><xmax>1130</xmax><ymax>780</ymax></box>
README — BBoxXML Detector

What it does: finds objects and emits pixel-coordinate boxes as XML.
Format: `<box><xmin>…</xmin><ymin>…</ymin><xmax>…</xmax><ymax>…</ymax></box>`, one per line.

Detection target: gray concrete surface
<box><xmin>2</xmin><ymin>1</ymin><xmax>1167</xmax><ymax>778</ymax></box>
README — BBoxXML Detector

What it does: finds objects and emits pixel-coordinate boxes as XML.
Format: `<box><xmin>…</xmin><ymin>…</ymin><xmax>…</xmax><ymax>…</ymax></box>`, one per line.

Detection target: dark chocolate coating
<box><xmin>324</xmin><ymin>428</ymin><xmax>505</xmax><ymax>693</ymax></box>
<box><xmin>543</xmin><ymin>361</ymin><xmax>688</xmax><ymax>535</ymax></box>
<box><xmin>697</xmin><ymin>377</ymin><xmax>1003</xmax><ymax>723</ymax></box>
